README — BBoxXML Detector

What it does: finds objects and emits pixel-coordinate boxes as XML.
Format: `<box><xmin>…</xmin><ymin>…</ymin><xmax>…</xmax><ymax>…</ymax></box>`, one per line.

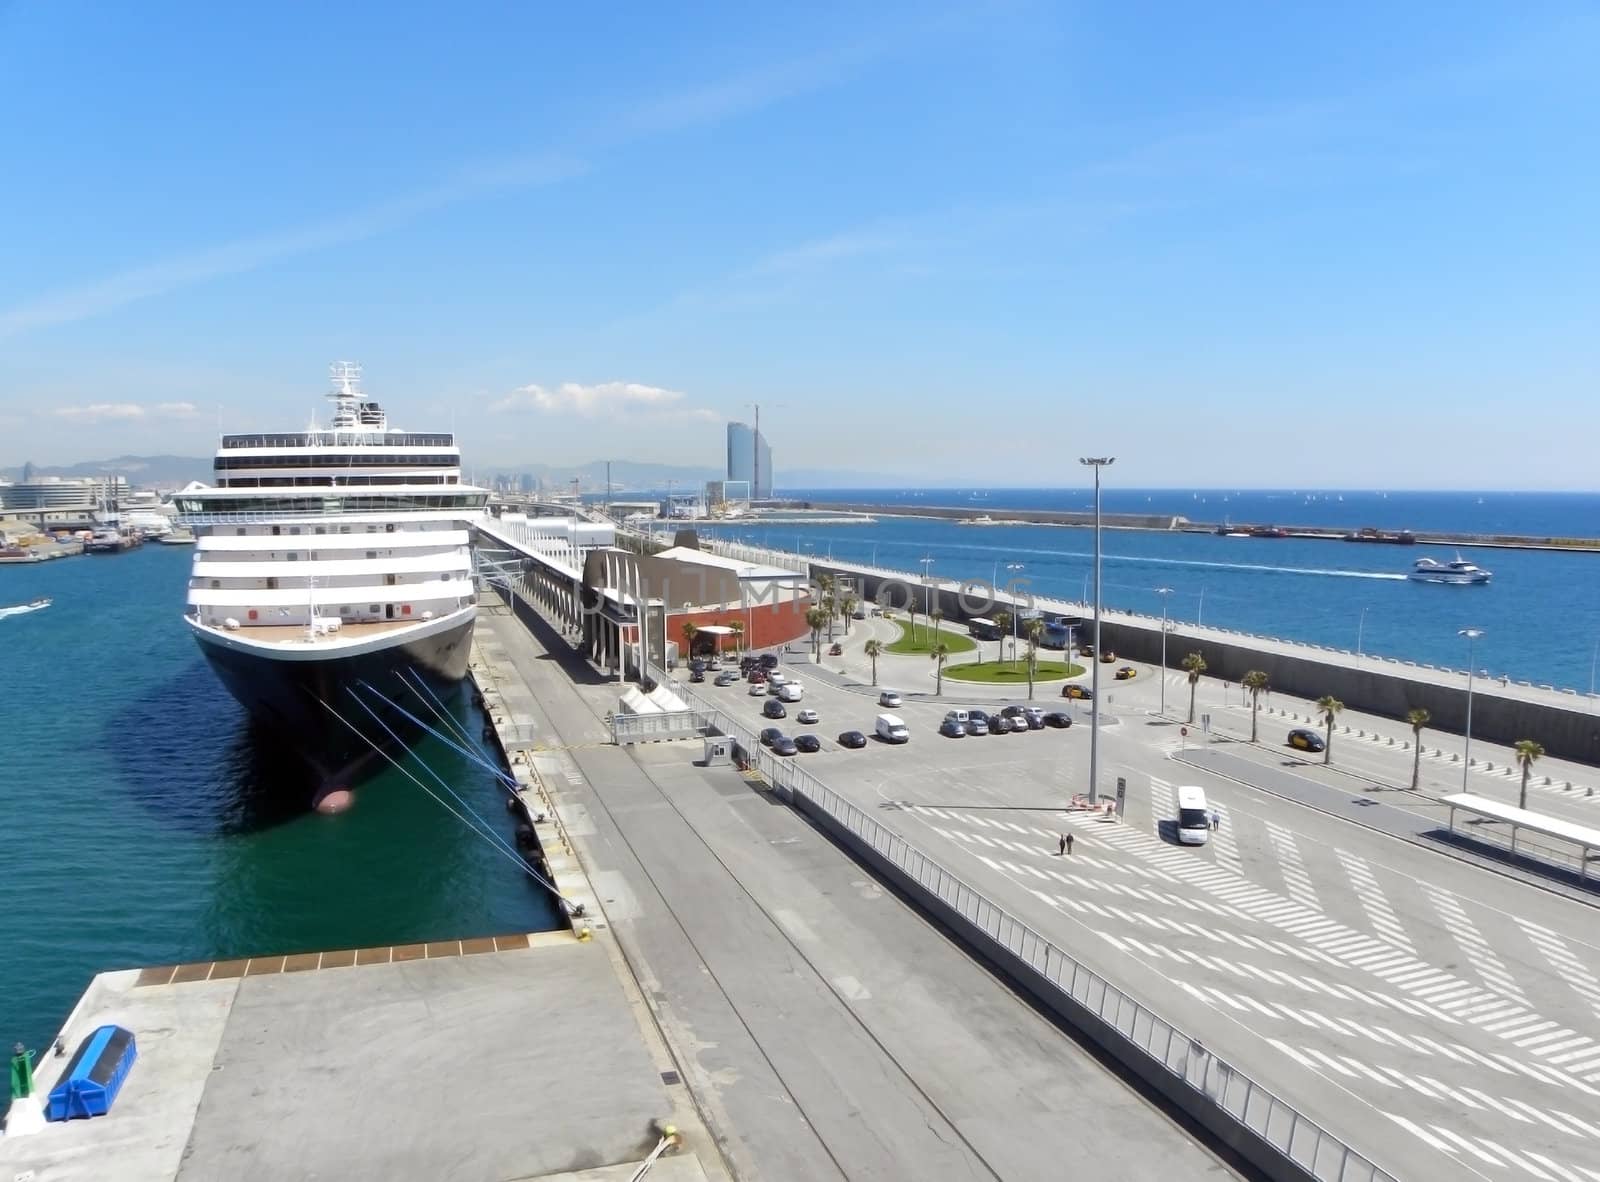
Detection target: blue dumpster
<box><xmin>46</xmin><ymin>1026</ymin><xmax>137</xmax><ymax>1121</ymax></box>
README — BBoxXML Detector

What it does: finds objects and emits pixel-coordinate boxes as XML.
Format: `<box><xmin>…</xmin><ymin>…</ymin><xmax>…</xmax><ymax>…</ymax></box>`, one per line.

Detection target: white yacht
<box><xmin>175</xmin><ymin>363</ymin><xmax>488</xmax><ymax>780</ymax></box>
<box><xmin>1408</xmin><ymin>554</ymin><xmax>1492</xmax><ymax>585</ymax></box>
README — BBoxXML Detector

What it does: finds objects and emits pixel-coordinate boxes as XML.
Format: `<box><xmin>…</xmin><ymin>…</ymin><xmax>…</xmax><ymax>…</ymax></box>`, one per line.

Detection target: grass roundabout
<box><xmin>942</xmin><ymin>659</ymin><xmax>1083</xmax><ymax>684</ymax></box>
<box><xmin>885</xmin><ymin>620</ymin><xmax>977</xmax><ymax>655</ymax></box>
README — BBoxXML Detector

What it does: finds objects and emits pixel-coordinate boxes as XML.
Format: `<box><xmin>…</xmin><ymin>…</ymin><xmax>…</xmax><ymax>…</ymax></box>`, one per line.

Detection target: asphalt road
<box><xmin>687</xmin><ymin>633</ymin><xmax>1600</xmax><ymax>1182</ymax></box>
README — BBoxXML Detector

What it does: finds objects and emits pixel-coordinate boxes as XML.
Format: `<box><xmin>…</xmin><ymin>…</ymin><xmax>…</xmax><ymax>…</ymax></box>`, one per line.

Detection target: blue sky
<box><xmin>2</xmin><ymin>1</ymin><xmax>1597</xmax><ymax>488</ymax></box>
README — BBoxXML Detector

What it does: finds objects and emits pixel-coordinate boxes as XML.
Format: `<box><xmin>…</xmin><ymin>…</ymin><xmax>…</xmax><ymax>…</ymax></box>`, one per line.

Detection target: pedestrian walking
<box><xmin>1064</xmin><ymin>832</ymin><xmax>1074</xmax><ymax>856</ymax></box>
<box><xmin>1058</xmin><ymin>833</ymin><xmax>1067</xmax><ymax>856</ymax></box>
<box><xmin>1210</xmin><ymin>808</ymin><xmax>1221</xmax><ymax>832</ymax></box>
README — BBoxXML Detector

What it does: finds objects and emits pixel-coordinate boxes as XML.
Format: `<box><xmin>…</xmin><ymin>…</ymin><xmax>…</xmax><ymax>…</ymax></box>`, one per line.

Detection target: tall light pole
<box><xmin>1081</xmin><ymin>457</ymin><xmax>1115</xmax><ymax>806</ymax></box>
<box><xmin>1459</xmin><ymin>627</ymin><xmax>1484</xmax><ymax>793</ymax></box>
<box><xmin>1006</xmin><ymin>562</ymin><xmax>1025</xmax><ymax>660</ymax></box>
<box><xmin>919</xmin><ymin>556</ymin><xmax>936</xmax><ymax>627</ymax></box>
<box><xmin>1357</xmin><ymin>606</ymin><xmax>1369</xmax><ymax>661</ymax></box>
<box><xmin>1155</xmin><ymin>586</ymin><xmax>1174</xmax><ymax>717</ymax></box>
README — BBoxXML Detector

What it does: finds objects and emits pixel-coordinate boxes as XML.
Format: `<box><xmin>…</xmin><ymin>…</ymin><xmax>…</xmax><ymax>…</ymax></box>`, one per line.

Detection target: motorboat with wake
<box><xmin>0</xmin><ymin>597</ymin><xmax>51</xmax><ymax>619</ymax></box>
<box><xmin>1408</xmin><ymin>555</ymin><xmax>1492</xmax><ymax>585</ymax></box>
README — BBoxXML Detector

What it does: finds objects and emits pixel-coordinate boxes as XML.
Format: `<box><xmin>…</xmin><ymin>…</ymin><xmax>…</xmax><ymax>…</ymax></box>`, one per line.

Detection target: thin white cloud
<box><xmin>0</xmin><ymin>156</ymin><xmax>584</xmax><ymax>338</ymax></box>
<box><xmin>490</xmin><ymin>381</ymin><xmax>719</xmax><ymax>423</ymax></box>
<box><xmin>50</xmin><ymin>400</ymin><xmax>200</xmax><ymax>423</ymax></box>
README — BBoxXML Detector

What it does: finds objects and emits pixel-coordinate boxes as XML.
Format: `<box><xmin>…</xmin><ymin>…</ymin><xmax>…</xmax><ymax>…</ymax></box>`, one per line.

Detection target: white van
<box><xmin>1176</xmin><ymin>785</ymin><xmax>1210</xmax><ymax>845</ymax></box>
<box><xmin>778</xmin><ymin>681</ymin><xmax>804</xmax><ymax>702</ymax></box>
<box><xmin>944</xmin><ymin>708</ymin><xmax>970</xmax><ymax>725</ymax></box>
<box><xmin>875</xmin><ymin>713</ymin><xmax>910</xmax><ymax>744</ymax></box>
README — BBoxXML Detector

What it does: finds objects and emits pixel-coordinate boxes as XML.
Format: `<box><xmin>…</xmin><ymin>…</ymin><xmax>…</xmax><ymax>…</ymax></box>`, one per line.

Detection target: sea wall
<box><xmin>800</xmin><ymin>501</ymin><xmax>1182</xmax><ymax>530</ymax></box>
<box><xmin>805</xmin><ymin>559</ymin><xmax>1600</xmax><ymax>767</ymax></box>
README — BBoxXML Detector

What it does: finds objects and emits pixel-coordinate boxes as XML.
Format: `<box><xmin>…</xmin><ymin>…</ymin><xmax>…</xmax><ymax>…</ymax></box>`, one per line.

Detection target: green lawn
<box><xmin>884</xmin><ymin>620</ymin><xmax>977</xmax><ymax>655</ymax></box>
<box><xmin>942</xmin><ymin>659</ymin><xmax>1083</xmax><ymax>684</ymax></box>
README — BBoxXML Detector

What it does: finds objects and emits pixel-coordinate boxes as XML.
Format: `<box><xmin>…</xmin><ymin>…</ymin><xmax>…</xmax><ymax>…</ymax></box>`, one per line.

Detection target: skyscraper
<box><xmin>726</xmin><ymin>421</ymin><xmax>772</xmax><ymax>498</ymax></box>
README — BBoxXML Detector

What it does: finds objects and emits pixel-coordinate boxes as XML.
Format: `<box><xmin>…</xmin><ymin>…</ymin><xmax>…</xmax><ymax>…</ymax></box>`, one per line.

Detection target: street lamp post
<box><xmin>1460</xmin><ymin>627</ymin><xmax>1484</xmax><ymax>793</ymax></box>
<box><xmin>1080</xmin><ymin>457</ymin><xmax>1115</xmax><ymax>806</ymax></box>
<box><xmin>1357</xmin><ymin>606</ymin><xmax>1369</xmax><ymax>661</ymax></box>
<box><xmin>1006</xmin><ymin>562</ymin><xmax>1025</xmax><ymax>660</ymax></box>
<box><xmin>1155</xmin><ymin>586</ymin><xmax>1174</xmax><ymax>717</ymax></box>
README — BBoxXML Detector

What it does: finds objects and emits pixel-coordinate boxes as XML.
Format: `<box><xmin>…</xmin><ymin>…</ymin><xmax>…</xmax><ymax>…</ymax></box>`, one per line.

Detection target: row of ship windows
<box><xmin>177</xmin><ymin>494</ymin><xmax>487</xmax><ymax>514</ymax></box>
<box><xmin>218</xmin><ymin>475</ymin><xmax>458</xmax><ymax>488</ymax></box>
<box><xmin>213</xmin><ymin>453</ymin><xmax>457</xmax><ymax>469</ymax></box>
<box><xmin>220</xmin><ymin>434</ymin><xmax>454</xmax><ymax>449</ymax></box>
<box><xmin>205</xmin><ymin>550</ymin><xmax>451</xmax><ymax>560</ymax></box>
<box><xmin>206</xmin><ymin>573</ymin><xmax>458</xmax><ymax>588</ymax></box>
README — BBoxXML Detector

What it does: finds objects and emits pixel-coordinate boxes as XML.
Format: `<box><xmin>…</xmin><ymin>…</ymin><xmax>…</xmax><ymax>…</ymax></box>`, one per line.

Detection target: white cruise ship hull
<box><xmin>188</xmin><ymin>606</ymin><xmax>476</xmax><ymax>780</ymax></box>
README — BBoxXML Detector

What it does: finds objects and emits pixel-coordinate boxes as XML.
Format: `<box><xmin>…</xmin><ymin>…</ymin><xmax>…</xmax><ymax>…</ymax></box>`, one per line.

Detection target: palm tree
<box><xmin>1025</xmin><ymin>618</ymin><xmax>1044</xmax><ymax>699</ymax></box>
<box><xmin>727</xmin><ymin>619</ymin><xmax>745</xmax><ymax>655</ymax></box>
<box><xmin>906</xmin><ymin>597</ymin><xmax>919</xmax><ymax>644</ymax></box>
<box><xmin>1242</xmin><ymin>670</ymin><xmax>1269</xmax><ymax>742</ymax></box>
<box><xmin>681</xmin><ymin>621</ymin><xmax>699</xmax><ymax>660</ymax></box>
<box><xmin>805</xmin><ymin>607</ymin><xmax>828</xmax><ymax>659</ymax></box>
<box><xmin>1516</xmin><ymin>739</ymin><xmax>1545</xmax><ymax>809</ymax></box>
<box><xmin>1181</xmin><ymin>651</ymin><xmax>1207</xmax><ymax>723</ymax></box>
<box><xmin>842</xmin><ymin>595</ymin><xmax>858</xmax><ymax>634</ymax></box>
<box><xmin>931</xmin><ymin>608</ymin><xmax>944</xmax><ymax>639</ymax></box>
<box><xmin>1407</xmin><ymin>708</ymin><xmax>1430</xmax><ymax>790</ymax></box>
<box><xmin>993</xmin><ymin>610</ymin><xmax>1012</xmax><ymax>666</ymax></box>
<box><xmin>1317</xmin><ymin>695</ymin><xmax>1343</xmax><ymax>764</ymax></box>
<box><xmin>931</xmin><ymin>641</ymin><xmax>951</xmax><ymax>694</ymax></box>
<box><xmin>864</xmin><ymin>638</ymin><xmax>883</xmax><ymax>685</ymax></box>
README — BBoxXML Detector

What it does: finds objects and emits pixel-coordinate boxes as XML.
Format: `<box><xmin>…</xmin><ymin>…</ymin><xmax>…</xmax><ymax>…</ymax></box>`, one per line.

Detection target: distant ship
<box><xmin>1345</xmin><ymin>527</ymin><xmax>1416</xmax><ymax>545</ymax></box>
<box><xmin>175</xmin><ymin>363</ymin><xmax>489</xmax><ymax>784</ymax></box>
<box><xmin>1409</xmin><ymin>555</ymin><xmax>1492</xmax><ymax>585</ymax></box>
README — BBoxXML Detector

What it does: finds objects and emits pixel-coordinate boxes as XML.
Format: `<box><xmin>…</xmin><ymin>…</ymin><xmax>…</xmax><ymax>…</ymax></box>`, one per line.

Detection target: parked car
<box><xmin>759</xmin><ymin>653</ymin><xmax>779</xmax><ymax>670</ymax></box>
<box><xmin>748</xmin><ymin>668</ymin><xmax>767</xmax><ymax>683</ymax></box>
<box><xmin>939</xmin><ymin>718</ymin><xmax>967</xmax><ymax>738</ymax></box>
<box><xmin>689</xmin><ymin>659</ymin><xmax>707</xmax><ymax>675</ymax></box>
<box><xmin>759</xmin><ymin>727</ymin><xmax>784</xmax><ymax>747</ymax></box>
<box><xmin>1042</xmin><ymin>711</ymin><xmax>1073</xmax><ymax>728</ymax></box>
<box><xmin>1099</xmin><ymin>651</ymin><xmax>1117</xmax><ymax>663</ymax></box>
<box><xmin>878</xmin><ymin>689</ymin><xmax>903</xmax><ymax>708</ymax></box>
<box><xmin>828</xmin><ymin>642</ymin><xmax>843</xmax><ymax>656</ymax></box>
<box><xmin>773</xmin><ymin>737</ymin><xmax>799</xmax><ymax>756</ymax></box>
<box><xmin>777</xmin><ymin>682</ymin><xmax>804</xmax><ymax>702</ymax></box>
<box><xmin>838</xmin><ymin>730</ymin><xmax>868</xmax><ymax>749</ymax></box>
<box><xmin>690</xmin><ymin>669</ymin><xmax>705</xmax><ymax>683</ymax></box>
<box><xmin>1115</xmin><ymin>665</ymin><xmax>1136</xmax><ymax>680</ymax></box>
<box><xmin>768</xmin><ymin>671</ymin><xmax>788</xmax><ymax>688</ymax></box>
<box><xmin>968</xmin><ymin>708</ymin><xmax>990</xmax><ymax>725</ymax></box>
<box><xmin>999</xmin><ymin>705</ymin><xmax>1026</xmax><ymax>722</ymax></box>
<box><xmin>797</xmin><ymin>708</ymin><xmax>819</xmax><ymax>725</ymax></box>
<box><xmin>1078</xmin><ymin>643</ymin><xmax>1094</xmax><ymax>658</ymax></box>
<box><xmin>1288</xmin><ymin>727</ymin><xmax>1326</xmax><ymax>753</ymax></box>
<box><xmin>763</xmin><ymin>699</ymin><xmax>788</xmax><ymax>720</ymax></box>
<box><xmin>714</xmin><ymin>672</ymin><xmax>738</xmax><ymax>686</ymax></box>
<box><xmin>853</xmin><ymin>609</ymin><xmax>867</xmax><ymax>620</ymax></box>
<box><xmin>992</xmin><ymin>716</ymin><xmax>1014</xmax><ymax>734</ymax></box>
<box><xmin>1062</xmin><ymin>684</ymin><xmax>1093</xmax><ymax>700</ymax></box>
<box><xmin>875</xmin><ymin>713</ymin><xmax>910</xmax><ymax>743</ymax></box>
<box><xmin>707</xmin><ymin>657</ymin><xmax>722</xmax><ymax>671</ymax></box>
<box><xmin>1021</xmin><ymin>706</ymin><xmax>1045</xmax><ymax>729</ymax></box>
<box><xmin>965</xmin><ymin>717</ymin><xmax>990</xmax><ymax>736</ymax></box>
<box><xmin>794</xmin><ymin>734</ymin><xmax>822</xmax><ymax>753</ymax></box>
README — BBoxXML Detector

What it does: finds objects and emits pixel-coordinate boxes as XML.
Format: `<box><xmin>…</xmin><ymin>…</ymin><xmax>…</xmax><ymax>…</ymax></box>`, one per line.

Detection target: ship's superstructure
<box><xmin>176</xmin><ymin>363</ymin><xmax>488</xmax><ymax>778</ymax></box>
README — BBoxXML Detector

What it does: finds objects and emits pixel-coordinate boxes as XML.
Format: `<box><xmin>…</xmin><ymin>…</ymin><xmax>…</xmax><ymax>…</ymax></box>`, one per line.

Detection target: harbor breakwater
<box><xmin>701</xmin><ymin>538</ymin><xmax>1600</xmax><ymax>767</ymax></box>
<box><xmin>798</xmin><ymin>501</ymin><xmax>1600</xmax><ymax>553</ymax></box>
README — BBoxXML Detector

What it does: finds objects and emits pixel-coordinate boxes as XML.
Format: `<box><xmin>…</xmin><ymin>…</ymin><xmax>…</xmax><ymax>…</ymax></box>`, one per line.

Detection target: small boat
<box><xmin>1408</xmin><ymin>555</ymin><xmax>1491</xmax><ymax>585</ymax></box>
<box><xmin>0</xmin><ymin>597</ymin><xmax>51</xmax><ymax>618</ymax></box>
<box><xmin>959</xmin><ymin>514</ymin><xmax>997</xmax><ymax>526</ymax></box>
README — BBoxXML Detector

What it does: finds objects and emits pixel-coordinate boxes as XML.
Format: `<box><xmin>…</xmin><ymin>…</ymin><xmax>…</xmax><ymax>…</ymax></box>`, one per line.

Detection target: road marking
<box><xmin>1426</xmin><ymin>887</ymin><xmax>1529</xmax><ymax>1004</ymax></box>
<box><xmin>1523</xmin><ymin>921</ymin><xmax>1600</xmax><ymax>1023</ymax></box>
<box><xmin>1383</xmin><ymin>1113</ymin><xmax>1458</xmax><ymax>1154</ymax></box>
<box><xmin>1210</xmin><ymin>802</ymin><xmax>1243</xmax><ymax>876</ymax></box>
<box><xmin>1265</xmin><ymin>822</ymin><xmax>1320</xmax><ymax>912</ymax></box>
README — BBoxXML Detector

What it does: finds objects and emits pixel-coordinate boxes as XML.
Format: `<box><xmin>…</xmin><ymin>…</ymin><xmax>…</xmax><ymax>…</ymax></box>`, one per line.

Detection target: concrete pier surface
<box><xmin>0</xmin><ymin>934</ymin><xmax>712</xmax><ymax>1182</ymax></box>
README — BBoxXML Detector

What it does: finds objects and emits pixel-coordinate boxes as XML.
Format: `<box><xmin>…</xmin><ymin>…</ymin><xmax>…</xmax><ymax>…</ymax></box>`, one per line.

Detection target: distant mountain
<box><xmin>1</xmin><ymin>455</ymin><xmax>210</xmax><ymax>488</ymax></box>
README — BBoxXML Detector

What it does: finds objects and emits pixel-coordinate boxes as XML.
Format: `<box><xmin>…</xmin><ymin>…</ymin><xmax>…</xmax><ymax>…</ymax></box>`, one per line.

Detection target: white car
<box><xmin>768</xmin><ymin>672</ymin><xmax>788</xmax><ymax>688</ymax></box>
<box><xmin>777</xmin><ymin>682</ymin><xmax>804</xmax><ymax>702</ymax></box>
<box><xmin>878</xmin><ymin>689</ymin><xmax>903</xmax><ymax>708</ymax></box>
<box><xmin>748</xmin><ymin>681</ymin><xmax>767</xmax><ymax>697</ymax></box>
<box><xmin>797</xmin><ymin>708</ymin><xmax>819</xmax><ymax>725</ymax></box>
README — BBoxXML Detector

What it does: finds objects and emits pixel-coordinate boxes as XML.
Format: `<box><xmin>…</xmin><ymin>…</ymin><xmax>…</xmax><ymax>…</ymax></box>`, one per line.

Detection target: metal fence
<box><xmin>659</xmin><ymin>664</ymin><xmax>1396</xmax><ymax>1182</ymax></box>
<box><xmin>609</xmin><ymin>709</ymin><xmax>708</xmax><ymax>745</ymax></box>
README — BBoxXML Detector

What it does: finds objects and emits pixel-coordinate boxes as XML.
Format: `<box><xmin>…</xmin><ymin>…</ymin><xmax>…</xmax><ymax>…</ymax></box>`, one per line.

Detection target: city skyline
<box><xmin>2</xmin><ymin>4</ymin><xmax>1598</xmax><ymax>488</ymax></box>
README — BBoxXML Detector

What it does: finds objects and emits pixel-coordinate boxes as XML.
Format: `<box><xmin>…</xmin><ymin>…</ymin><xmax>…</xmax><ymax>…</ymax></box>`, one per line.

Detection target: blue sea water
<box><xmin>0</xmin><ymin>545</ymin><xmax>560</xmax><ymax>1093</ymax></box>
<box><xmin>698</xmin><ymin>489</ymin><xmax>1600</xmax><ymax>692</ymax></box>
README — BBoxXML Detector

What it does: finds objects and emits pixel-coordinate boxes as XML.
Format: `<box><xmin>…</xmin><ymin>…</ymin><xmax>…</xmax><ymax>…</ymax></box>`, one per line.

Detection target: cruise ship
<box><xmin>175</xmin><ymin>363</ymin><xmax>488</xmax><ymax>782</ymax></box>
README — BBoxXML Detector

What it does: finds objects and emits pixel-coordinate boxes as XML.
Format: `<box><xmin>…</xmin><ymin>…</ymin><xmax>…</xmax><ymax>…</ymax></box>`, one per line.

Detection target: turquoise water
<box><xmin>0</xmin><ymin>545</ymin><xmax>561</xmax><ymax>1087</ymax></box>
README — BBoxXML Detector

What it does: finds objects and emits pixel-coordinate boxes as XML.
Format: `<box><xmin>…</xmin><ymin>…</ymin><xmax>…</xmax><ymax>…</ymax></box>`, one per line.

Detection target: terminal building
<box><xmin>726</xmin><ymin>422</ymin><xmax>772</xmax><ymax>499</ymax></box>
<box><xmin>0</xmin><ymin>475</ymin><xmax>130</xmax><ymax>526</ymax></box>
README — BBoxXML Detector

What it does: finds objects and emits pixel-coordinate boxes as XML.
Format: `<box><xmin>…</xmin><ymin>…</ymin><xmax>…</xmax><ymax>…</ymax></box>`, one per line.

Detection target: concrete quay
<box><xmin>471</xmin><ymin>590</ymin><xmax>1241</xmax><ymax>1180</ymax></box>
<box><xmin>679</xmin><ymin>621</ymin><xmax>1600</xmax><ymax>1180</ymax></box>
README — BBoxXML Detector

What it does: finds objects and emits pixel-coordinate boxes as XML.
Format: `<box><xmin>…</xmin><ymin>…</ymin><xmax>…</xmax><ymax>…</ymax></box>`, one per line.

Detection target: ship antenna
<box><xmin>327</xmin><ymin>361</ymin><xmax>364</xmax><ymax>430</ymax></box>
